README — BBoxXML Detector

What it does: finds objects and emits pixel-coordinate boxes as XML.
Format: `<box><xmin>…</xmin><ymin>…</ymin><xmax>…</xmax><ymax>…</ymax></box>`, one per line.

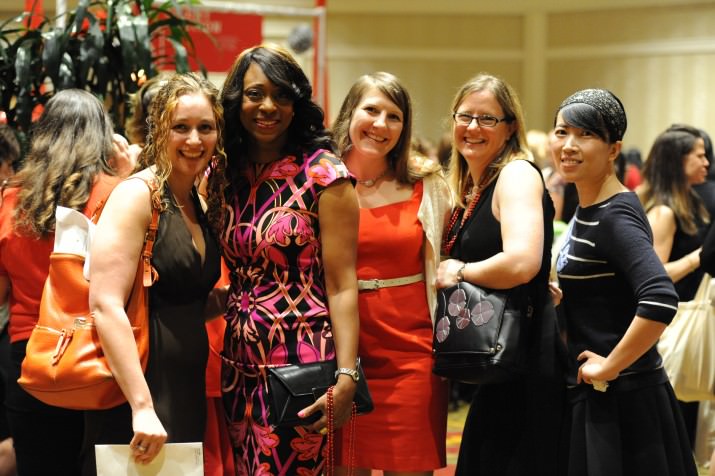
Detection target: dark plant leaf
<box><xmin>77</xmin><ymin>14</ymin><xmax>104</xmax><ymax>86</ymax></box>
<box><xmin>42</xmin><ymin>29</ymin><xmax>65</xmax><ymax>88</ymax></box>
<box><xmin>166</xmin><ymin>36</ymin><xmax>188</xmax><ymax>72</ymax></box>
<box><xmin>58</xmin><ymin>52</ymin><xmax>76</xmax><ymax>90</ymax></box>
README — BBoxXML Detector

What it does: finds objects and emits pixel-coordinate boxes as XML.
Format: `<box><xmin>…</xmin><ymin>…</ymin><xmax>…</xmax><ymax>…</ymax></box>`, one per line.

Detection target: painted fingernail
<box><xmin>297</xmin><ymin>411</ymin><xmax>305</xmax><ymax>417</ymax></box>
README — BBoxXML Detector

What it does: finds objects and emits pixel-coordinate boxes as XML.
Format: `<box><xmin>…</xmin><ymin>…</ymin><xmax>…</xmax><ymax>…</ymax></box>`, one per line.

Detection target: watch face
<box><xmin>336</xmin><ymin>368</ymin><xmax>359</xmax><ymax>382</ymax></box>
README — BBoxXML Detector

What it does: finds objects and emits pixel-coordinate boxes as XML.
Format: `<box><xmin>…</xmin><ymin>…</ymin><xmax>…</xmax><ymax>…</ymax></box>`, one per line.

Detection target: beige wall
<box><xmin>2</xmin><ymin>0</ymin><xmax>714</xmax><ymax>154</ymax></box>
<box><xmin>326</xmin><ymin>1</ymin><xmax>715</xmax><ymax>155</ymax></box>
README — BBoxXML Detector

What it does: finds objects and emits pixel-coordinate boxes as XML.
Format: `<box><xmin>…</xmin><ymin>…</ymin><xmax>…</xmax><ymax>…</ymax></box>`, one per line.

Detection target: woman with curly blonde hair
<box><xmin>82</xmin><ymin>73</ymin><xmax>225</xmax><ymax>473</ymax></box>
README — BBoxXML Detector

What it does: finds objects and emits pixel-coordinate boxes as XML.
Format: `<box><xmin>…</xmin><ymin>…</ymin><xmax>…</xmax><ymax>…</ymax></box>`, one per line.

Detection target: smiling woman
<box><xmin>552</xmin><ymin>88</ymin><xmax>698</xmax><ymax>476</ymax></box>
<box><xmin>82</xmin><ymin>73</ymin><xmax>224</xmax><ymax>474</ymax></box>
<box><xmin>205</xmin><ymin>44</ymin><xmax>360</xmax><ymax>475</ymax></box>
<box><xmin>330</xmin><ymin>72</ymin><xmax>452</xmax><ymax>475</ymax></box>
<box><xmin>438</xmin><ymin>72</ymin><xmax>564</xmax><ymax>476</ymax></box>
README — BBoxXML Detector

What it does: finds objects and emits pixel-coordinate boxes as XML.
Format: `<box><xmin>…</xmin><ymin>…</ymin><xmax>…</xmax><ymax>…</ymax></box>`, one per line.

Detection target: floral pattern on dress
<box><xmin>221</xmin><ymin>149</ymin><xmax>349</xmax><ymax>475</ymax></box>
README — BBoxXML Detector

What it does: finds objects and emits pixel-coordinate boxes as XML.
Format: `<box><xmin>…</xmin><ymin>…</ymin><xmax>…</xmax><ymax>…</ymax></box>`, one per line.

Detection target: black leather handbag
<box><xmin>267</xmin><ymin>358</ymin><xmax>374</xmax><ymax>428</ymax></box>
<box><xmin>432</xmin><ymin>282</ymin><xmax>532</xmax><ymax>384</ymax></box>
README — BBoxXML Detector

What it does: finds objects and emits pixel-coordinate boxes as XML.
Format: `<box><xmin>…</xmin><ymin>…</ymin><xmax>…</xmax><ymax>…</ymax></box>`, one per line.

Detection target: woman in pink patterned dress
<box><xmin>205</xmin><ymin>44</ymin><xmax>360</xmax><ymax>475</ymax></box>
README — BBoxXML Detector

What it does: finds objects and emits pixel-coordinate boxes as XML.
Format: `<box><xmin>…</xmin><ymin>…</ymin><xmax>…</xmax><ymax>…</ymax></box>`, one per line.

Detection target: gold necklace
<box><xmin>356</xmin><ymin>168</ymin><xmax>389</xmax><ymax>187</ymax></box>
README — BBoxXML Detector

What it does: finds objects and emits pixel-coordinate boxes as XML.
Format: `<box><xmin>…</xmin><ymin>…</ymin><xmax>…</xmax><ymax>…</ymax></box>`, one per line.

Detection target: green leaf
<box><xmin>166</xmin><ymin>37</ymin><xmax>188</xmax><ymax>72</ymax></box>
<box><xmin>71</xmin><ymin>0</ymin><xmax>90</xmax><ymax>35</ymax></box>
<box><xmin>14</xmin><ymin>86</ymin><xmax>33</xmax><ymax>131</ymax></box>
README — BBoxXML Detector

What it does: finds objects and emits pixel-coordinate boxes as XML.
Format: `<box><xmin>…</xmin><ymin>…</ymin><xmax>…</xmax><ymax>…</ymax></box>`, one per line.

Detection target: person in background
<box><xmin>0</xmin><ymin>89</ymin><xmax>129</xmax><ymax>475</ymax></box>
<box><xmin>83</xmin><ymin>73</ymin><xmax>223</xmax><ymax>473</ymax></box>
<box><xmin>696</xmin><ymin>208</ymin><xmax>715</xmax><ymax>476</ymax></box>
<box><xmin>436</xmin><ymin>131</ymin><xmax>453</xmax><ymax>171</ymax></box>
<box><xmin>437</xmin><ymin>73</ymin><xmax>565</xmax><ymax>476</ymax></box>
<box><xmin>622</xmin><ymin>147</ymin><xmax>643</xmax><ymax>191</ymax></box>
<box><xmin>641</xmin><ymin>123</ymin><xmax>712</xmax><ymax>453</ymax></box>
<box><xmin>331</xmin><ymin>71</ymin><xmax>452</xmax><ymax>475</ymax></box>
<box><xmin>0</xmin><ymin>124</ymin><xmax>19</xmax><ymax>476</ymax></box>
<box><xmin>692</xmin><ymin>129</ymin><xmax>715</xmax><ymax>217</ymax></box>
<box><xmin>637</xmin><ymin>125</ymin><xmax>709</xmax><ymax>304</ymax></box>
<box><xmin>552</xmin><ymin>88</ymin><xmax>697</xmax><ymax>476</ymax></box>
<box><xmin>124</xmin><ymin>73</ymin><xmax>170</xmax><ymax>162</ymax></box>
<box><xmin>527</xmin><ymin>128</ymin><xmax>551</xmax><ymax>171</ymax></box>
<box><xmin>207</xmin><ymin>44</ymin><xmax>359</xmax><ymax>474</ymax></box>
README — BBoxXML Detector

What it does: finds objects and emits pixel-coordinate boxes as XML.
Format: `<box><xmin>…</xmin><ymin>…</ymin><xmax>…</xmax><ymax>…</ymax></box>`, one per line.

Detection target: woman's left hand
<box><xmin>577</xmin><ymin>350</ymin><xmax>619</xmax><ymax>387</ymax></box>
<box><xmin>299</xmin><ymin>379</ymin><xmax>357</xmax><ymax>433</ymax></box>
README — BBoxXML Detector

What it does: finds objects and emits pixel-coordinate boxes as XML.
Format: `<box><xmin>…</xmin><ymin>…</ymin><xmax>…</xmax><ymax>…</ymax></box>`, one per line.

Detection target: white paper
<box><xmin>53</xmin><ymin>206</ymin><xmax>94</xmax><ymax>279</ymax></box>
<box><xmin>95</xmin><ymin>442</ymin><xmax>204</xmax><ymax>476</ymax></box>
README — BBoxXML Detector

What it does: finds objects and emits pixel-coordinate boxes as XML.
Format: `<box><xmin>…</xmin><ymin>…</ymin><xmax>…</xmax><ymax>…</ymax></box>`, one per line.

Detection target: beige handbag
<box><xmin>658</xmin><ymin>273</ymin><xmax>715</xmax><ymax>402</ymax></box>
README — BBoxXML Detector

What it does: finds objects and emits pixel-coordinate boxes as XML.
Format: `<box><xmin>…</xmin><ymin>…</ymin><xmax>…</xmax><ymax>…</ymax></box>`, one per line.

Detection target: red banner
<box><xmin>154</xmin><ymin>10</ymin><xmax>262</xmax><ymax>73</ymax></box>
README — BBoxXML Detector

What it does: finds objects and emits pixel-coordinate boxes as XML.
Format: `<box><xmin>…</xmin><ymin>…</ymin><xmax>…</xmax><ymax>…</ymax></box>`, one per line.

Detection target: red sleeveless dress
<box><xmin>338</xmin><ymin>181</ymin><xmax>447</xmax><ymax>471</ymax></box>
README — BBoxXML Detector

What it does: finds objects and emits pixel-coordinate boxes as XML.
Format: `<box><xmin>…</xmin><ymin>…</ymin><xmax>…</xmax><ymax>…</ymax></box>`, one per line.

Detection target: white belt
<box><xmin>357</xmin><ymin>273</ymin><xmax>424</xmax><ymax>291</ymax></box>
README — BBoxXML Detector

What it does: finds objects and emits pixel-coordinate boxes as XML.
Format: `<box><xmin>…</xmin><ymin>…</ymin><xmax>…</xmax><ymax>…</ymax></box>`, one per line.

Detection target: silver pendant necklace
<box><xmin>357</xmin><ymin>168</ymin><xmax>389</xmax><ymax>187</ymax></box>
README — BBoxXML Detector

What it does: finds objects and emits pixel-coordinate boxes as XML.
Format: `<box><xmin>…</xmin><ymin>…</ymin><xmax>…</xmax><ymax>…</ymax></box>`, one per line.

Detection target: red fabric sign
<box><xmin>154</xmin><ymin>11</ymin><xmax>262</xmax><ymax>73</ymax></box>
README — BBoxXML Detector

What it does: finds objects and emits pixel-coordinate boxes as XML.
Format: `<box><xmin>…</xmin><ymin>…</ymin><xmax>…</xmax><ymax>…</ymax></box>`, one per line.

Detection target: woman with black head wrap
<box><xmin>551</xmin><ymin>89</ymin><xmax>698</xmax><ymax>476</ymax></box>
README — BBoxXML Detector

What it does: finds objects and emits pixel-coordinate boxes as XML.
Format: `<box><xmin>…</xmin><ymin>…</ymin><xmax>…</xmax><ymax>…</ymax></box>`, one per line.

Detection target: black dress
<box><xmin>454</xmin><ymin>161</ymin><xmax>568</xmax><ymax>476</ymax></box>
<box><xmin>81</xmin><ymin>185</ymin><xmax>221</xmax><ymax>475</ymax></box>
<box><xmin>556</xmin><ymin>192</ymin><xmax>696</xmax><ymax>476</ymax></box>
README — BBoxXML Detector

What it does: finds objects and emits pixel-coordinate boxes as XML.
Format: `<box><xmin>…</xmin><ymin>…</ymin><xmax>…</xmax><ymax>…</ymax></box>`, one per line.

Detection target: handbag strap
<box><xmin>137</xmin><ymin>177</ymin><xmax>161</xmax><ymax>287</ymax></box>
<box><xmin>92</xmin><ymin>176</ymin><xmax>161</xmax><ymax>288</ymax></box>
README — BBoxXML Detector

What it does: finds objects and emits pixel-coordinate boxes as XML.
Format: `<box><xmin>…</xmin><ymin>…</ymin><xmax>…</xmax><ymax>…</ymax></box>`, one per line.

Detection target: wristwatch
<box><xmin>334</xmin><ymin>366</ymin><xmax>360</xmax><ymax>382</ymax></box>
<box><xmin>456</xmin><ymin>262</ymin><xmax>467</xmax><ymax>283</ymax></box>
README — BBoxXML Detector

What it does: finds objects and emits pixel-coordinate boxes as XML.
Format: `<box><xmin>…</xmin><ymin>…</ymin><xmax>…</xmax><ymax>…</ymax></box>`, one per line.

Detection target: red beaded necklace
<box><xmin>442</xmin><ymin>170</ymin><xmax>496</xmax><ymax>256</ymax></box>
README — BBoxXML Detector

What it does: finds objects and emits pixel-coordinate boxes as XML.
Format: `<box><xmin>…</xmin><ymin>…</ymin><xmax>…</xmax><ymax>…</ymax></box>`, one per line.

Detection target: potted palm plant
<box><xmin>0</xmin><ymin>0</ymin><xmax>203</xmax><ymax>135</ymax></box>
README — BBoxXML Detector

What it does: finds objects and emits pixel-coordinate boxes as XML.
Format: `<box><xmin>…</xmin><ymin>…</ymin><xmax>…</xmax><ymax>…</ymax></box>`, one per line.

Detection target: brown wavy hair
<box><xmin>332</xmin><ymin>71</ymin><xmax>431</xmax><ymax>184</ymax></box>
<box><xmin>11</xmin><ymin>89</ymin><xmax>114</xmax><ymax>238</ymax></box>
<box><xmin>638</xmin><ymin>126</ymin><xmax>709</xmax><ymax>235</ymax></box>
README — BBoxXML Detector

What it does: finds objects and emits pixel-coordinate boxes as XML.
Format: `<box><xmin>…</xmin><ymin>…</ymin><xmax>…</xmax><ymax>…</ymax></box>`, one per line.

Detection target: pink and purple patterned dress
<box><xmin>220</xmin><ymin>149</ymin><xmax>350</xmax><ymax>475</ymax></box>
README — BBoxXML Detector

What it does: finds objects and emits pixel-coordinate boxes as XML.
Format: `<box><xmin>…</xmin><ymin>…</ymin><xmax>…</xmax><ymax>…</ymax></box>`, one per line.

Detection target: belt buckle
<box><xmin>364</xmin><ymin>278</ymin><xmax>381</xmax><ymax>291</ymax></box>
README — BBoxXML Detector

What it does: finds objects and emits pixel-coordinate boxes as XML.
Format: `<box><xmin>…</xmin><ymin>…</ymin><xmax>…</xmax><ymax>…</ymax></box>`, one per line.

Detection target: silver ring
<box><xmin>136</xmin><ymin>445</ymin><xmax>146</xmax><ymax>452</ymax></box>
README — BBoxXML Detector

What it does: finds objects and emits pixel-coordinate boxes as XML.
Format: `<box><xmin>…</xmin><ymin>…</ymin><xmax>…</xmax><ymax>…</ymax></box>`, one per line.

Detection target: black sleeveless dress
<box><xmin>81</xmin><ymin>185</ymin><xmax>221</xmax><ymax>475</ymax></box>
<box><xmin>453</xmin><ymin>162</ymin><xmax>568</xmax><ymax>476</ymax></box>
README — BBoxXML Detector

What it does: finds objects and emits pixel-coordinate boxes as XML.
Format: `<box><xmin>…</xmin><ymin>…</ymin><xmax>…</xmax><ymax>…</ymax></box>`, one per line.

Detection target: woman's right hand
<box><xmin>130</xmin><ymin>407</ymin><xmax>168</xmax><ymax>465</ymax></box>
<box><xmin>436</xmin><ymin>258</ymin><xmax>464</xmax><ymax>288</ymax></box>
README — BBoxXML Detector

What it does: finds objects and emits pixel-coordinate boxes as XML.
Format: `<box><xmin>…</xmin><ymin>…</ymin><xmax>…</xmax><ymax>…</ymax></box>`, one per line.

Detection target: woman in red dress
<box><xmin>332</xmin><ymin>72</ymin><xmax>452</xmax><ymax>475</ymax></box>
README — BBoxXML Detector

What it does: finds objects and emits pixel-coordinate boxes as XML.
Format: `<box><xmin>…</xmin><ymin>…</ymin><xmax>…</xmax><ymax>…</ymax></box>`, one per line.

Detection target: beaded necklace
<box><xmin>442</xmin><ymin>170</ymin><xmax>496</xmax><ymax>256</ymax></box>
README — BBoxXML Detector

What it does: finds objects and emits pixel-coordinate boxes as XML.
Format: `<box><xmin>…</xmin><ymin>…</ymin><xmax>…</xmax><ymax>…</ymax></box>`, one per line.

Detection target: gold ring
<box><xmin>319</xmin><ymin>428</ymin><xmax>328</xmax><ymax>435</ymax></box>
<box><xmin>136</xmin><ymin>445</ymin><xmax>147</xmax><ymax>452</ymax></box>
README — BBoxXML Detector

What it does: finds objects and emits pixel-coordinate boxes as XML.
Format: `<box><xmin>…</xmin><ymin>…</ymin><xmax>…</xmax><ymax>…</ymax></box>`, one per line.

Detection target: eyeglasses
<box><xmin>452</xmin><ymin>112</ymin><xmax>510</xmax><ymax>128</ymax></box>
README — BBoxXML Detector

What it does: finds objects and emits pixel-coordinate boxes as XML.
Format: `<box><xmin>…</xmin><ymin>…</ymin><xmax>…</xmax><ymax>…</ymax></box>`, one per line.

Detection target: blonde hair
<box><xmin>139</xmin><ymin>73</ymin><xmax>227</xmax><ymax>234</ymax></box>
<box><xmin>447</xmin><ymin>73</ymin><xmax>530</xmax><ymax>208</ymax></box>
